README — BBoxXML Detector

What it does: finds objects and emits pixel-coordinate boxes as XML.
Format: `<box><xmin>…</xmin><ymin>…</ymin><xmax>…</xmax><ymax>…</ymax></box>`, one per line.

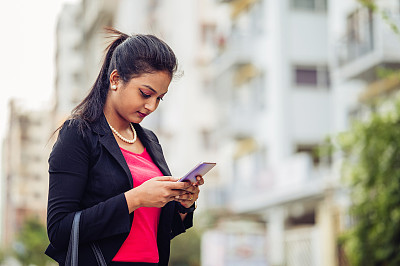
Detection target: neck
<box><xmin>103</xmin><ymin>106</ymin><xmax>130</xmax><ymax>132</ymax></box>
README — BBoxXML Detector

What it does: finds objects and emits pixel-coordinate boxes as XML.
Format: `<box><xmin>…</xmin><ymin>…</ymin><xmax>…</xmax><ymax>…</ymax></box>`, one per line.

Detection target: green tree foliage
<box><xmin>14</xmin><ymin>216</ymin><xmax>53</xmax><ymax>266</ymax></box>
<box><xmin>339</xmin><ymin>100</ymin><xmax>400</xmax><ymax>266</ymax></box>
<box><xmin>0</xmin><ymin>248</ymin><xmax>4</xmax><ymax>263</ymax></box>
<box><xmin>170</xmin><ymin>227</ymin><xmax>201</xmax><ymax>266</ymax></box>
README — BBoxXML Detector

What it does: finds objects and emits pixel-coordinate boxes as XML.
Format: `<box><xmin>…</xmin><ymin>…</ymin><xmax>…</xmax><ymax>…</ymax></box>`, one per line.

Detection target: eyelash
<box><xmin>140</xmin><ymin>90</ymin><xmax>164</xmax><ymax>101</ymax></box>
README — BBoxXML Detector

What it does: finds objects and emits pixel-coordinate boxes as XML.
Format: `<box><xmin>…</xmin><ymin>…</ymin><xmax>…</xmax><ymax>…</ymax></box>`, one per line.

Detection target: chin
<box><xmin>130</xmin><ymin>117</ymin><xmax>145</xmax><ymax>124</ymax></box>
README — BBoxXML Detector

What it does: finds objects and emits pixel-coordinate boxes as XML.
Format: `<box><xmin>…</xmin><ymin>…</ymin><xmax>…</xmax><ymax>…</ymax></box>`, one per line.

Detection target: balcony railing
<box><xmin>337</xmin><ymin>12</ymin><xmax>400</xmax><ymax>67</ymax></box>
<box><xmin>284</xmin><ymin>227</ymin><xmax>319</xmax><ymax>266</ymax></box>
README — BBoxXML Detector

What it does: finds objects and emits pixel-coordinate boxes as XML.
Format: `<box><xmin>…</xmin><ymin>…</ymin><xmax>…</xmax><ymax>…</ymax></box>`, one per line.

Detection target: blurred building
<box><xmin>50</xmin><ymin>0</ymin><xmax>400</xmax><ymax>265</ymax></box>
<box><xmin>333</xmin><ymin>0</ymin><xmax>400</xmax><ymax>127</ymax></box>
<box><xmin>54</xmin><ymin>0</ymin><xmax>119</xmax><ymax>123</ymax></box>
<box><xmin>200</xmin><ymin>0</ymin><xmax>400</xmax><ymax>266</ymax></box>
<box><xmin>54</xmin><ymin>2</ymin><xmax>84</xmax><ymax>124</ymax></box>
<box><xmin>201</xmin><ymin>0</ymin><xmax>333</xmax><ymax>265</ymax></box>
<box><xmin>1</xmin><ymin>100</ymin><xmax>52</xmax><ymax>246</ymax></box>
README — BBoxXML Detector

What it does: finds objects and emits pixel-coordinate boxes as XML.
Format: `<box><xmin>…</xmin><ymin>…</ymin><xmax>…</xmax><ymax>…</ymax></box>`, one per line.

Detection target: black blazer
<box><xmin>45</xmin><ymin>114</ymin><xmax>193</xmax><ymax>265</ymax></box>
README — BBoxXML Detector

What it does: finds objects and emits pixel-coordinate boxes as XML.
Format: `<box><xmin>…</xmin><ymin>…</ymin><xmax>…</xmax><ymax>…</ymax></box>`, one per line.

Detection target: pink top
<box><xmin>113</xmin><ymin>147</ymin><xmax>162</xmax><ymax>263</ymax></box>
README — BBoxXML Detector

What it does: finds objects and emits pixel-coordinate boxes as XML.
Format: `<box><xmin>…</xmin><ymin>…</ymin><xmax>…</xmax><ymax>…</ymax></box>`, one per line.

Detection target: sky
<box><xmin>0</xmin><ymin>0</ymin><xmax>79</xmax><ymax>137</ymax></box>
<box><xmin>0</xmin><ymin>0</ymin><xmax>79</xmax><ymax>181</ymax></box>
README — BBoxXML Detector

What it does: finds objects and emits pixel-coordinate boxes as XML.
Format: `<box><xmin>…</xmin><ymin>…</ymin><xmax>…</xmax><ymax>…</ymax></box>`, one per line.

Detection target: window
<box><xmin>296</xmin><ymin>143</ymin><xmax>332</xmax><ymax>166</ymax></box>
<box><xmin>346</xmin><ymin>8</ymin><xmax>374</xmax><ymax>61</ymax></box>
<box><xmin>201</xmin><ymin>23</ymin><xmax>216</xmax><ymax>46</ymax></box>
<box><xmin>293</xmin><ymin>65</ymin><xmax>330</xmax><ymax>88</ymax></box>
<box><xmin>291</xmin><ymin>0</ymin><xmax>327</xmax><ymax>12</ymax></box>
<box><xmin>295</xmin><ymin>68</ymin><xmax>317</xmax><ymax>86</ymax></box>
<box><xmin>296</xmin><ymin>144</ymin><xmax>319</xmax><ymax>165</ymax></box>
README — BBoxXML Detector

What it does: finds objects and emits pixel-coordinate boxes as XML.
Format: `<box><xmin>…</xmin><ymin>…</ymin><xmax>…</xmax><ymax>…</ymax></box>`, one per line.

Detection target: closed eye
<box><xmin>139</xmin><ymin>90</ymin><xmax>151</xmax><ymax>98</ymax></box>
<box><xmin>140</xmin><ymin>89</ymin><xmax>165</xmax><ymax>101</ymax></box>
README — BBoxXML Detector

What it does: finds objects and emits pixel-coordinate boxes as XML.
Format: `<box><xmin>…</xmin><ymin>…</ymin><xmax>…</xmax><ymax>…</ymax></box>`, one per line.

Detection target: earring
<box><xmin>111</xmin><ymin>85</ymin><xmax>117</xmax><ymax>90</ymax></box>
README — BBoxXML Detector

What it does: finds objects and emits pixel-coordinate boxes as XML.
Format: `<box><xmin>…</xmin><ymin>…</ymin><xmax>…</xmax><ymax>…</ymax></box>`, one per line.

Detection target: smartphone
<box><xmin>178</xmin><ymin>162</ymin><xmax>216</xmax><ymax>183</ymax></box>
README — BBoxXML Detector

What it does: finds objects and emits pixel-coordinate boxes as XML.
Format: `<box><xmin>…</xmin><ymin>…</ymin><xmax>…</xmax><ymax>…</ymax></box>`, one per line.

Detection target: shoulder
<box><xmin>50</xmin><ymin>119</ymin><xmax>95</xmax><ymax>166</ymax></box>
<box><xmin>56</xmin><ymin>118</ymin><xmax>94</xmax><ymax>146</ymax></box>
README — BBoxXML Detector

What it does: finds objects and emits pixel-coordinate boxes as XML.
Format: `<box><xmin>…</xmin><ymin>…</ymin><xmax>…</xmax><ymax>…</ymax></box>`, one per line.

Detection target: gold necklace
<box><xmin>109</xmin><ymin>123</ymin><xmax>137</xmax><ymax>144</ymax></box>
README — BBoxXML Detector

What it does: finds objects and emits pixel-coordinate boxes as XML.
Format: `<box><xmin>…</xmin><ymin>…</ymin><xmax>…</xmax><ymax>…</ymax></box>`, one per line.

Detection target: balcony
<box><xmin>228</xmin><ymin>153</ymin><xmax>330</xmax><ymax>213</ymax></box>
<box><xmin>214</xmin><ymin>33</ymin><xmax>260</xmax><ymax>75</ymax></box>
<box><xmin>336</xmin><ymin>11</ymin><xmax>400</xmax><ymax>81</ymax></box>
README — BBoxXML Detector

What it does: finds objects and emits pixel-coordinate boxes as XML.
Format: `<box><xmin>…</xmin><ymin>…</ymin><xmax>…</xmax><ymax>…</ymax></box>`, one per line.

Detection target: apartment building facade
<box><xmin>1</xmin><ymin>100</ymin><xmax>52</xmax><ymax>246</ymax></box>
<box><xmin>49</xmin><ymin>0</ymin><xmax>400</xmax><ymax>265</ymax></box>
<box><xmin>201</xmin><ymin>0</ymin><xmax>400</xmax><ymax>265</ymax></box>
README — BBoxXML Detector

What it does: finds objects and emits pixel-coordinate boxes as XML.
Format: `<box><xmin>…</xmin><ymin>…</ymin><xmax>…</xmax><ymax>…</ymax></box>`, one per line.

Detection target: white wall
<box><xmin>289</xmin><ymin>12</ymin><xmax>329</xmax><ymax>62</ymax></box>
<box><xmin>290</xmin><ymin>90</ymin><xmax>332</xmax><ymax>143</ymax></box>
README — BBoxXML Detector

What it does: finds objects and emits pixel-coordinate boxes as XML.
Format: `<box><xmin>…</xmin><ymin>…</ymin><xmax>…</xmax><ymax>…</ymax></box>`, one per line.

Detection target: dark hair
<box><xmin>71</xmin><ymin>27</ymin><xmax>178</xmax><ymax>126</ymax></box>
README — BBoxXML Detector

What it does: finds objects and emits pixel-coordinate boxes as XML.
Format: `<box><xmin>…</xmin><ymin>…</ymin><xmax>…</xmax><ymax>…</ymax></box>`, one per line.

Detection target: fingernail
<box><xmin>175</xmin><ymin>196</ymin><xmax>180</xmax><ymax>199</ymax></box>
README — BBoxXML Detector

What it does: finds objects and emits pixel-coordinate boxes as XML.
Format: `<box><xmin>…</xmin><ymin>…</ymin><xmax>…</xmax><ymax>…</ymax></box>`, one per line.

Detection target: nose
<box><xmin>144</xmin><ymin>98</ymin><xmax>159</xmax><ymax>112</ymax></box>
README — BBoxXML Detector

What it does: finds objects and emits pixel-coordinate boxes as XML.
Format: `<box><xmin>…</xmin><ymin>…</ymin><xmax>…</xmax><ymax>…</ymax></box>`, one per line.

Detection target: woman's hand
<box><xmin>174</xmin><ymin>175</ymin><xmax>204</xmax><ymax>208</ymax></box>
<box><xmin>124</xmin><ymin>176</ymin><xmax>191</xmax><ymax>213</ymax></box>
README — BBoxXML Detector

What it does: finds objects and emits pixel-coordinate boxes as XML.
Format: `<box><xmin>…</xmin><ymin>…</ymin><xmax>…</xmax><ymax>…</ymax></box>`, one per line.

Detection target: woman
<box><xmin>46</xmin><ymin>28</ymin><xmax>203</xmax><ymax>266</ymax></box>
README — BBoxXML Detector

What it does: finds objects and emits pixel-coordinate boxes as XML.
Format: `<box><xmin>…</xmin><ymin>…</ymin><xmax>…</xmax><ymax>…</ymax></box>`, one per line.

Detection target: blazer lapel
<box><xmin>133</xmin><ymin>124</ymin><xmax>172</xmax><ymax>177</ymax></box>
<box><xmin>92</xmin><ymin>115</ymin><xmax>134</xmax><ymax>188</ymax></box>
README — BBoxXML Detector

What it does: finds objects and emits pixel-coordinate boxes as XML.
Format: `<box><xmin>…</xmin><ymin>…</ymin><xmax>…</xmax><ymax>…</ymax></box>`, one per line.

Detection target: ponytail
<box><xmin>71</xmin><ymin>28</ymin><xmax>128</xmax><ymax>127</ymax></box>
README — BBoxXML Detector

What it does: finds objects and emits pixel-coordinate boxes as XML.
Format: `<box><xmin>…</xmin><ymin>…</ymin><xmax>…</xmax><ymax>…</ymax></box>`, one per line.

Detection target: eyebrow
<box><xmin>142</xmin><ymin>85</ymin><xmax>167</xmax><ymax>95</ymax></box>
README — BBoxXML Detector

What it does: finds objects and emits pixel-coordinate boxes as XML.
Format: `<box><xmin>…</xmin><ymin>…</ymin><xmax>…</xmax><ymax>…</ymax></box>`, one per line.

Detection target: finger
<box><xmin>169</xmin><ymin>189</ymin><xmax>187</xmax><ymax>198</ymax></box>
<box><xmin>183</xmin><ymin>186</ymin><xmax>199</xmax><ymax>194</ymax></box>
<box><xmin>154</xmin><ymin>176</ymin><xmax>175</xmax><ymax>181</ymax></box>
<box><xmin>195</xmin><ymin>175</ymin><xmax>205</xmax><ymax>186</ymax></box>
<box><xmin>175</xmin><ymin>192</ymin><xmax>196</xmax><ymax>200</ymax></box>
<box><xmin>168</xmin><ymin>181</ymin><xmax>191</xmax><ymax>190</ymax></box>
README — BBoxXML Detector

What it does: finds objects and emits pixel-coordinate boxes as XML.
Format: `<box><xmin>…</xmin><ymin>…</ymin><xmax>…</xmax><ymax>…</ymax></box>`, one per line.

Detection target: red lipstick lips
<box><xmin>138</xmin><ymin>112</ymin><xmax>147</xmax><ymax>118</ymax></box>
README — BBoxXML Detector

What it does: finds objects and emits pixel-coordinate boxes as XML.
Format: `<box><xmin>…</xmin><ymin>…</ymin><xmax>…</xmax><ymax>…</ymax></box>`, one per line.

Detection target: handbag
<box><xmin>65</xmin><ymin>211</ymin><xmax>107</xmax><ymax>266</ymax></box>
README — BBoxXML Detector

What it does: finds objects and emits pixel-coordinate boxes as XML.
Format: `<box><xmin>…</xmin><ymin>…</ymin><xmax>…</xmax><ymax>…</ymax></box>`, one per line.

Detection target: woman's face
<box><xmin>109</xmin><ymin>71</ymin><xmax>171</xmax><ymax>124</ymax></box>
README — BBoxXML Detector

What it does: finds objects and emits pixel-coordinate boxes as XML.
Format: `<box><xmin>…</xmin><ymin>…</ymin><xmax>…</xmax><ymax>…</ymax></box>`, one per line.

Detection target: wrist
<box><xmin>177</xmin><ymin>202</ymin><xmax>196</xmax><ymax>214</ymax></box>
<box><xmin>124</xmin><ymin>188</ymin><xmax>142</xmax><ymax>213</ymax></box>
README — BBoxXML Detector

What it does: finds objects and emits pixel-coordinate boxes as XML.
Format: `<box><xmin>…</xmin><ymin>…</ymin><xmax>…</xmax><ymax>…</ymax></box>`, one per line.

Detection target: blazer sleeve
<box><xmin>171</xmin><ymin>203</ymin><xmax>194</xmax><ymax>239</ymax></box>
<box><xmin>46</xmin><ymin>121</ymin><xmax>131</xmax><ymax>251</ymax></box>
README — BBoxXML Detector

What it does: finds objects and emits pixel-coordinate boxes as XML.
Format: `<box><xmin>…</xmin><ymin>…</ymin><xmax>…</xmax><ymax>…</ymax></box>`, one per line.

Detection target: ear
<box><xmin>109</xmin><ymin>69</ymin><xmax>120</xmax><ymax>87</ymax></box>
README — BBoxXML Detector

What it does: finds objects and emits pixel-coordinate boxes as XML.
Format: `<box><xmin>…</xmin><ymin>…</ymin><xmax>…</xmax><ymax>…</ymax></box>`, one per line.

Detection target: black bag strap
<box><xmin>65</xmin><ymin>211</ymin><xmax>107</xmax><ymax>266</ymax></box>
<box><xmin>91</xmin><ymin>242</ymin><xmax>107</xmax><ymax>266</ymax></box>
